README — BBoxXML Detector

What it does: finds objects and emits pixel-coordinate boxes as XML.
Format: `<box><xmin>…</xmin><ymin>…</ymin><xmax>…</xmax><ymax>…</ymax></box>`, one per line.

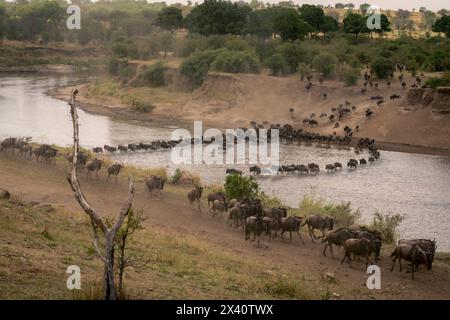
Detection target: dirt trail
<box><xmin>1</xmin><ymin>155</ymin><xmax>450</xmax><ymax>299</ymax></box>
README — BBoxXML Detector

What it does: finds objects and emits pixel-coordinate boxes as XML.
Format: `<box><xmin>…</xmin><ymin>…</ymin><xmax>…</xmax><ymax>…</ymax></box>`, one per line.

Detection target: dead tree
<box><xmin>66</xmin><ymin>89</ymin><xmax>135</xmax><ymax>300</ymax></box>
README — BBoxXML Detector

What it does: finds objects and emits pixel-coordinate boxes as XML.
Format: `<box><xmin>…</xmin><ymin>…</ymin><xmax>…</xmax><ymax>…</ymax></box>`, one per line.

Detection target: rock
<box><xmin>0</xmin><ymin>189</ymin><xmax>11</xmax><ymax>200</ymax></box>
<box><xmin>329</xmin><ymin>292</ymin><xmax>340</xmax><ymax>300</ymax></box>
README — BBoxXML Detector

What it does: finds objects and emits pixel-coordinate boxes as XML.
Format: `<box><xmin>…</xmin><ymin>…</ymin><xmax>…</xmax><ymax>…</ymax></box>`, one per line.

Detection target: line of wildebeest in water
<box><xmin>0</xmin><ymin>136</ymin><xmax>438</xmax><ymax>279</ymax></box>
<box><xmin>185</xmin><ymin>187</ymin><xmax>437</xmax><ymax>280</ymax></box>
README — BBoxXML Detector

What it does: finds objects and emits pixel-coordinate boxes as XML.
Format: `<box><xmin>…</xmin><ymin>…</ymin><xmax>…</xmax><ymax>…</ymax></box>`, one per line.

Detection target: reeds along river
<box><xmin>1</xmin><ymin>75</ymin><xmax>450</xmax><ymax>251</ymax></box>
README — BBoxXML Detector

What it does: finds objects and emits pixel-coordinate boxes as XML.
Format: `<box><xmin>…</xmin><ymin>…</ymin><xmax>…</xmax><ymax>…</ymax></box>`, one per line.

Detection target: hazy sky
<box><xmin>158</xmin><ymin>1</ymin><xmax>449</xmax><ymax>11</ymax></box>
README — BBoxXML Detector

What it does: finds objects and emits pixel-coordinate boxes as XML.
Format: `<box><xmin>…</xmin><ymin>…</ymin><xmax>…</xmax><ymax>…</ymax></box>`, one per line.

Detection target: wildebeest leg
<box><xmin>323</xmin><ymin>243</ymin><xmax>329</xmax><ymax>256</ymax></box>
<box><xmin>398</xmin><ymin>258</ymin><xmax>402</xmax><ymax>272</ymax></box>
<box><xmin>411</xmin><ymin>263</ymin><xmax>415</xmax><ymax>280</ymax></box>
<box><xmin>341</xmin><ymin>251</ymin><xmax>347</xmax><ymax>264</ymax></box>
<box><xmin>280</xmin><ymin>230</ymin><xmax>285</xmax><ymax>241</ymax></box>
<box><xmin>391</xmin><ymin>256</ymin><xmax>397</xmax><ymax>271</ymax></box>
<box><xmin>308</xmin><ymin>226</ymin><xmax>315</xmax><ymax>242</ymax></box>
<box><xmin>297</xmin><ymin>230</ymin><xmax>305</xmax><ymax>245</ymax></box>
<box><xmin>197</xmin><ymin>200</ymin><xmax>201</xmax><ymax>212</ymax></box>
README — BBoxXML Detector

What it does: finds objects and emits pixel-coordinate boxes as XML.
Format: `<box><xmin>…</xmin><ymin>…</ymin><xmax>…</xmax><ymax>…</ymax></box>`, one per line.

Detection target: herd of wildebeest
<box><xmin>186</xmin><ymin>186</ymin><xmax>436</xmax><ymax>280</ymax></box>
<box><xmin>0</xmin><ymin>134</ymin><xmax>438</xmax><ymax>280</ymax></box>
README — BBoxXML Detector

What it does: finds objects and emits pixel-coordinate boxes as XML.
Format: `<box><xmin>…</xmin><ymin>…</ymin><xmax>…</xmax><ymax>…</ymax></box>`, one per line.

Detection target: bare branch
<box><xmin>67</xmin><ymin>89</ymin><xmax>107</xmax><ymax>233</ymax></box>
<box><xmin>110</xmin><ymin>176</ymin><xmax>135</xmax><ymax>235</ymax></box>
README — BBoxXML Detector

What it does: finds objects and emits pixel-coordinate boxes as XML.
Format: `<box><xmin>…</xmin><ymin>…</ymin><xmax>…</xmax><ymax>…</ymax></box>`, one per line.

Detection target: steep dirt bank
<box><xmin>49</xmin><ymin>71</ymin><xmax>450</xmax><ymax>156</ymax></box>
<box><xmin>1</xmin><ymin>154</ymin><xmax>450</xmax><ymax>299</ymax></box>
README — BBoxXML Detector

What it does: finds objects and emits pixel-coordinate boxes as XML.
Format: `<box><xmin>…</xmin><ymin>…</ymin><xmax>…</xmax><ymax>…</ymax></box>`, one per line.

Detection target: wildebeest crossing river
<box><xmin>1</xmin><ymin>75</ymin><xmax>449</xmax><ymax>251</ymax></box>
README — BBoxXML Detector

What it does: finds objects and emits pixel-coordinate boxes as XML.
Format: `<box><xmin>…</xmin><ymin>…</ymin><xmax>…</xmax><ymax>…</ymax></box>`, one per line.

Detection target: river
<box><xmin>1</xmin><ymin>74</ymin><xmax>449</xmax><ymax>251</ymax></box>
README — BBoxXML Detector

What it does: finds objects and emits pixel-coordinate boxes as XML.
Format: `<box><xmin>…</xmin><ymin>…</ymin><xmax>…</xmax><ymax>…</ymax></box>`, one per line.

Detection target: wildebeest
<box><xmin>360</xmin><ymin>158</ymin><xmax>367</xmax><ymax>165</ymax></box>
<box><xmin>390</xmin><ymin>243</ymin><xmax>433</xmax><ymax>279</ymax></box>
<box><xmin>118</xmin><ymin>145</ymin><xmax>128</xmax><ymax>152</ymax></box>
<box><xmin>67</xmin><ymin>151</ymin><xmax>88</xmax><ymax>168</ymax></box>
<box><xmin>249</xmin><ymin>165</ymin><xmax>261</xmax><ymax>176</ymax></box>
<box><xmin>323</xmin><ymin>227</ymin><xmax>356</xmax><ymax>257</ymax></box>
<box><xmin>347</xmin><ymin>159</ymin><xmax>358</xmax><ymax>168</ymax></box>
<box><xmin>92</xmin><ymin>147</ymin><xmax>103</xmax><ymax>154</ymax></box>
<box><xmin>307</xmin><ymin>163</ymin><xmax>320</xmax><ymax>174</ymax></box>
<box><xmin>104</xmin><ymin>145</ymin><xmax>117</xmax><ymax>153</ymax></box>
<box><xmin>226</xmin><ymin>168</ymin><xmax>242</xmax><ymax>175</ymax></box>
<box><xmin>245</xmin><ymin>215</ymin><xmax>265</xmax><ymax>247</ymax></box>
<box><xmin>106</xmin><ymin>163</ymin><xmax>124</xmax><ymax>182</ymax></box>
<box><xmin>334</xmin><ymin>162</ymin><xmax>342</xmax><ymax>170</ymax></box>
<box><xmin>280</xmin><ymin>216</ymin><xmax>305</xmax><ymax>244</ymax></box>
<box><xmin>187</xmin><ymin>185</ymin><xmax>203</xmax><ymax>211</ymax></box>
<box><xmin>325</xmin><ymin>164</ymin><xmax>336</xmax><ymax>172</ymax></box>
<box><xmin>207</xmin><ymin>191</ymin><xmax>226</xmax><ymax>211</ymax></box>
<box><xmin>211</xmin><ymin>199</ymin><xmax>227</xmax><ymax>217</ymax></box>
<box><xmin>145</xmin><ymin>175</ymin><xmax>166</xmax><ymax>199</ymax></box>
<box><xmin>397</xmin><ymin>239</ymin><xmax>436</xmax><ymax>269</ymax></box>
<box><xmin>86</xmin><ymin>158</ymin><xmax>103</xmax><ymax>179</ymax></box>
<box><xmin>302</xmin><ymin>214</ymin><xmax>334</xmax><ymax>242</ymax></box>
<box><xmin>341</xmin><ymin>238</ymin><xmax>374</xmax><ymax>269</ymax></box>
<box><xmin>390</xmin><ymin>94</ymin><xmax>401</xmax><ymax>100</ymax></box>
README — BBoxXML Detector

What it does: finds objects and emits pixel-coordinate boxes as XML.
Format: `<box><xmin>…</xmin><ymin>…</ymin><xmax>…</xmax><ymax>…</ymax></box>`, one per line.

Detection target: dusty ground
<box><xmin>1</xmin><ymin>154</ymin><xmax>450</xmax><ymax>300</ymax></box>
<box><xmin>50</xmin><ymin>71</ymin><xmax>450</xmax><ymax>156</ymax></box>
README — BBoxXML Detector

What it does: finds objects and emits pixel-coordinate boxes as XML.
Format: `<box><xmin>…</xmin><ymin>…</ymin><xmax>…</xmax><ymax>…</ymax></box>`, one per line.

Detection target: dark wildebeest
<box><xmin>351</xmin><ymin>227</ymin><xmax>383</xmax><ymax>262</ymax></box>
<box><xmin>390</xmin><ymin>244</ymin><xmax>433</xmax><ymax>279</ymax></box>
<box><xmin>390</xmin><ymin>94</ymin><xmax>401</xmax><ymax>100</ymax></box>
<box><xmin>145</xmin><ymin>175</ymin><xmax>166</xmax><ymax>199</ymax></box>
<box><xmin>187</xmin><ymin>185</ymin><xmax>203</xmax><ymax>211</ymax></box>
<box><xmin>226</xmin><ymin>168</ymin><xmax>242</xmax><ymax>175</ymax></box>
<box><xmin>302</xmin><ymin>214</ymin><xmax>334</xmax><ymax>242</ymax></box>
<box><xmin>245</xmin><ymin>215</ymin><xmax>265</xmax><ymax>247</ymax></box>
<box><xmin>249</xmin><ymin>165</ymin><xmax>261</xmax><ymax>176</ymax></box>
<box><xmin>398</xmin><ymin>239</ymin><xmax>436</xmax><ymax>269</ymax></box>
<box><xmin>334</xmin><ymin>162</ymin><xmax>342</xmax><ymax>170</ymax></box>
<box><xmin>323</xmin><ymin>227</ymin><xmax>356</xmax><ymax>257</ymax></box>
<box><xmin>86</xmin><ymin>158</ymin><xmax>103</xmax><ymax>179</ymax></box>
<box><xmin>347</xmin><ymin>159</ymin><xmax>358</xmax><ymax>168</ymax></box>
<box><xmin>325</xmin><ymin>164</ymin><xmax>336</xmax><ymax>172</ymax></box>
<box><xmin>68</xmin><ymin>151</ymin><xmax>88</xmax><ymax>168</ymax></box>
<box><xmin>104</xmin><ymin>145</ymin><xmax>117</xmax><ymax>153</ymax></box>
<box><xmin>211</xmin><ymin>199</ymin><xmax>227</xmax><ymax>218</ymax></box>
<box><xmin>92</xmin><ymin>147</ymin><xmax>103</xmax><ymax>154</ymax></box>
<box><xmin>42</xmin><ymin>148</ymin><xmax>58</xmax><ymax>165</ymax></box>
<box><xmin>280</xmin><ymin>216</ymin><xmax>305</xmax><ymax>244</ymax></box>
<box><xmin>118</xmin><ymin>145</ymin><xmax>128</xmax><ymax>152</ymax></box>
<box><xmin>341</xmin><ymin>238</ymin><xmax>374</xmax><ymax>269</ymax></box>
<box><xmin>106</xmin><ymin>163</ymin><xmax>124</xmax><ymax>182</ymax></box>
<box><xmin>360</xmin><ymin>158</ymin><xmax>367</xmax><ymax>165</ymax></box>
<box><xmin>207</xmin><ymin>192</ymin><xmax>226</xmax><ymax>211</ymax></box>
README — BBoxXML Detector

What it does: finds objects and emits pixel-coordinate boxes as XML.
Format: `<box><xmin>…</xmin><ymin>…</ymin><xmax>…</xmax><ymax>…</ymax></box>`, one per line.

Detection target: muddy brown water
<box><xmin>1</xmin><ymin>75</ymin><xmax>449</xmax><ymax>251</ymax></box>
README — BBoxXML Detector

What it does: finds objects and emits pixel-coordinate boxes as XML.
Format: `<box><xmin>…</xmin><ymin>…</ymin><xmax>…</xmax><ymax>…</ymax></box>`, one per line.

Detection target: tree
<box><xmin>371</xmin><ymin>14</ymin><xmax>391</xmax><ymax>37</ymax></box>
<box><xmin>185</xmin><ymin>0</ymin><xmax>251</xmax><ymax>36</ymax></box>
<box><xmin>265</xmin><ymin>53</ymin><xmax>286</xmax><ymax>75</ymax></box>
<box><xmin>272</xmin><ymin>6</ymin><xmax>312</xmax><ymax>41</ymax></box>
<box><xmin>224</xmin><ymin>174</ymin><xmax>260</xmax><ymax>200</ymax></box>
<box><xmin>371</xmin><ymin>57</ymin><xmax>394</xmax><ymax>79</ymax></box>
<box><xmin>346</xmin><ymin>3</ymin><xmax>355</xmax><ymax>9</ymax></box>
<box><xmin>298</xmin><ymin>4</ymin><xmax>325</xmax><ymax>35</ymax></box>
<box><xmin>321</xmin><ymin>15</ymin><xmax>339</xmax><ymax>35</ymax></box>
<box><xmin>343</xmin><ymin>12</ymin><xmax>366</xmax><ymax>39</ymax></box>
<box><xmin>312</xmin><ymin>53</ymin><xmax>337</xmax><ymax>77</ymax></box>
<box><xmin>244</xmin><ymin>8</ymin><xmax>274</xmax><ymax>39</ymax></box>
<box><xmin>156</xmin><ymin>6</ymin><xmax>183</xmax><ymax>32</ymax></box>
<box><xmin>335</xmin><ymin>3</ymin><xmax>345</xmax><ymax>9</ymax></box>
<box><xmin>67</xmin><ymin>90</ymin><xmax>135</xmax><ymax>300</ymax></box>
<box><xmin>394</xmin><ymin>9</ymin><xmax>412</xmax><ymax>33</ymax></box>
<box><xmin>360</xmin><ymin>3</ymin><xmax>371</xmax><ymax>15</ymax></box>
<box><xmin>0</xmin><ymin>2</ymin><xmax>5</xmax><ymax>42</ymax></box>
<box><xmin>437</xmin><ymin>9</ymin><xmax>449</xmax><ymax>16</ymax></box>
<box><xmin>433</xmin><ymin>15</ymin><xmax>450</xmax><ymax>38</ymax></box>
<box><xmin>422</xmin><ymin>10</ymin><xmax>437</xmax><ymax>31</ymax></box>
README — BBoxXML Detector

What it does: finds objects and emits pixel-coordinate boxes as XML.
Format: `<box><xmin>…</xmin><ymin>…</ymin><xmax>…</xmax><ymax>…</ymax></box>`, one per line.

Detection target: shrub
<box><xmin>341</xmin><ymin>67</ymin><xmax>360</xmax><ymax>86</ymax></box>
<box><xmin>180</xmin><ymin>50</ymin><xmax>219</xmax><ymax>87</ymax></box>
<box><xmin>265</xmin><ymin>53</ymin><xmax>286</xmax><ymax>75</ymax></box>
<box><xmin>224</xmin><ymin>174</ymin><xmax>260</xmax><ymax>200</ymax></box>
<box><xmin>132</xmin><ymin>101</ymin><xmax>154</xmax><ymax>113</ymax></box>
<box><xmin>369</xmin><ymin>212</ymin><xmax>405</xmax><ymax>244</ymax></box>
<box><xmin>211</xmin><ymin>49</ymin><xmax>260</xmax><ymax>73</ymax></box>
<box><xmin>142</xmin><ymin>62</ymin><xmax>166</xmax><ymax>87</ymax></box>
<box><xmin>312</xmin><ymin>53</ymin><xmax>337</xmax><ymax>78</ymax></box>
<box><xmin>425</xmin><ymin>72</ymin><xmax>450</xmax><ymax>89</ymax></box>
<box><xmin>169</xmin><ymin>168</ymin><xmax>183</xmax><ymax>184</ymax></box>
<box><xmin>371</xmin><ymin>57</ymin><xmax>394</xmax><ymax>79</ymax></box>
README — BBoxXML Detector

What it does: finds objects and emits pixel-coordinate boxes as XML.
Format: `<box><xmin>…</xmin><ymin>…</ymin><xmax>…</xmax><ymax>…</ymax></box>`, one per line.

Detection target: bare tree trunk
<box><xmin>67</xmin><ymin>89</ymin><xmax>135</xmax><ymax>300</ymax></box>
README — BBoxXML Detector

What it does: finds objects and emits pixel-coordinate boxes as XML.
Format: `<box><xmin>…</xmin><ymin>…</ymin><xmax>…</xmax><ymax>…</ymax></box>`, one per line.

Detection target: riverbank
<box><xmin>49</xmin><ymin>81</ymin><xmax>450</xmax><ymax>158</ymax></box>
<box><xmin>1</xmin><ymin>153</ymin><xmax>450</xmax><ymax>299</ymax></box>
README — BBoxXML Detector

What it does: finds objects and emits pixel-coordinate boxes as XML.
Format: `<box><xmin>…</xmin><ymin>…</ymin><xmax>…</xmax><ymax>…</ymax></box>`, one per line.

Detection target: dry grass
<box><xmin>0</xmin><ymin>197</ymin><xmax>316</xmax><ymax>299</ymax></box>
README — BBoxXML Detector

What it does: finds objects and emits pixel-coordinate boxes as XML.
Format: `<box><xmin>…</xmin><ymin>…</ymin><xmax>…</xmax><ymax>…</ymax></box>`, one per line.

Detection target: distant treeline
<box><xmin>1</xmin><ymin>0</ymin><xmax>450</xmax><ymax>87</ymax></box>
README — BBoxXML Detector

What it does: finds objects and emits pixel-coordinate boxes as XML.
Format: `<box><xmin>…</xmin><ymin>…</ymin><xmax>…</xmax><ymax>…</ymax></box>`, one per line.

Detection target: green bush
<box><xmin>369</xmin><ymin>212</ymin><xmax>405</xmax><ymax>244</ymax></box>
<box><xmin>425</xmin><ymin>72</ymin><xmax>450</xmax><ymax>89</ymax></box>
<box><xmin>265</xmin><ymin>53</ymin><xmax>286</xmax><ymax>75</ymax></box>
<box><xmin>371</xmin><ymin>57</ymin><xmax>394</xmax><ymax>79</ymax></box>
<box><xmin>341</xmin><ymin>67</ymin><xmax>360</xmax><ymax>86</ymax></box>
<box><xmin>224</xmin><ymin>174</ymin><xmax>260</xmax><ymax>200</ymax></box>
<box><xmin>132</xmin><ymin>101</ymin><xmax>154</xmax><ymax>113</ymax></box>
<box><xmin>180</xmin><ymin>49</ymin><xmax>219</xmax><ymax>87</ymax></box>
<box><xmin>169</xmin><ymin>168</ymin><xmax>183</xmax><ymax>184</ymax></box>
<box><xmin>142</xmin><ymin>62</ymin><xmax>166</xmax><ymax>87</ymax></box>
<box><xmin>211</xmin><ymin>49</ymin><xmax>260</xmax><ymax>73</ymax></box>
<box><xmin>312</xmin><ymin>53</ymin><xmax>337</xmax><ymax>78</ymax></box>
